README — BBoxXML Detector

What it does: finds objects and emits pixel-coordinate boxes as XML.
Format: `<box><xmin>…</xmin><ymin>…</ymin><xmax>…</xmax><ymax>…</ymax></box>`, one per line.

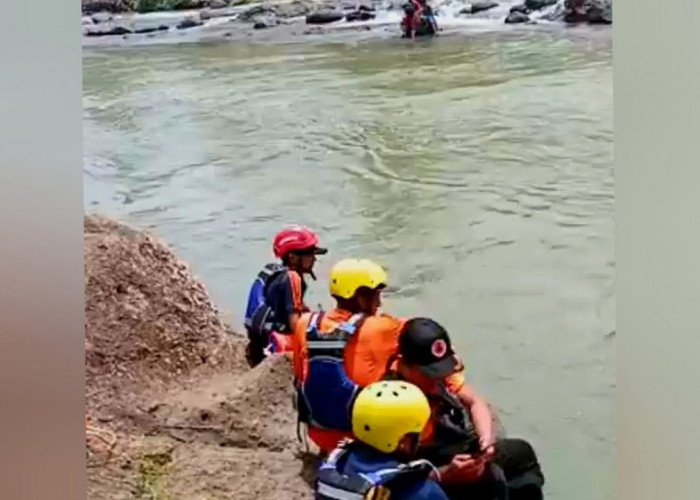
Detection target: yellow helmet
<box><xmin>329</xmin><ymin>259</ymin><xmax>388</xmax><ymax>300</ymax></box>
<box><xmin>352</xmin><ymin>381</ymin><xmax>431</xmax><ymax>453</ymax></box>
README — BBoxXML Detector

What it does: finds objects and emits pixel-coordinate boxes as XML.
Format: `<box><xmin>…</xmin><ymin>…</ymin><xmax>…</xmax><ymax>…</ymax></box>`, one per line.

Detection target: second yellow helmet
<box><xmin>329</xmin><ymin>258</ymin><xmax>388</xmax><ymax>300</ymax></box>
<box><xmin>352</xmin><ymin>380</ymin><xmax>431</xmax><ymax>453</ymax></box>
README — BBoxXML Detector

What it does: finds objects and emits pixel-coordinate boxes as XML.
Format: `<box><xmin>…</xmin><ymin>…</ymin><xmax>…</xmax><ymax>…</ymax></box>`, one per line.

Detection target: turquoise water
<box><xmin>84</xmin><ymin>28</ymin><xmax>614</xmax><ymax>499</ymax></box>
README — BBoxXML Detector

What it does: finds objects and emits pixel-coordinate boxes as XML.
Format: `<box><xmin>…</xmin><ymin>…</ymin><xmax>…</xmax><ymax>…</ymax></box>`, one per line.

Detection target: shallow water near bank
<box><xmin>84</xmin><ymin>27</ymin><xmax>613</xmax><ymax>499</ymax></box>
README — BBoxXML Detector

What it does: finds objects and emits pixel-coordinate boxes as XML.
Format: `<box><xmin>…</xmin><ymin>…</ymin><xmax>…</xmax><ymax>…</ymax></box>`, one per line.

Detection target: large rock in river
<box><xmin>505</xmin><ymin>10</ymin><xmax>530</xmax><ymax>23</ymax></box>
<box><xmin>524</xmin><ymin>0</ymin><xmax>556</xmax><ymax>10</ymax></box>
<box><xmin>459</xmin><ymin>1</ymin><xmax>499</xmax><ymax>15</ymax></box>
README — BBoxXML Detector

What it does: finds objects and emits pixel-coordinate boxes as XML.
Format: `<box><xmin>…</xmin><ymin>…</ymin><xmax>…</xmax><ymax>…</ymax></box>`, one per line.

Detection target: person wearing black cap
<box><xmin>387</xmin><ymin>317</ymin><xmax>545</xmax><ymax>500</ymax></box>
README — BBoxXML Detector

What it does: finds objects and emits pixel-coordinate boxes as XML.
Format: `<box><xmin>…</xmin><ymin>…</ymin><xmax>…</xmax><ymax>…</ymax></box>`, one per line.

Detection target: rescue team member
<box><xmin>292</xmin><ymin>258</ymin><xmax>406</xmax><ymax>454</ymax></box>
<box><xmin>388</xmin><ymin>318</ymin><xmax>546</xmax><ymax>500</ymax></box>
<box><xmin>315</xmin><ymin>381</ymin><xmax>452</xmax><ymax>500</ymax></box>
<box><xmin>243</xmin><ymin>225</ymin><xmax>327</xmax><ymax>367</ymax></box>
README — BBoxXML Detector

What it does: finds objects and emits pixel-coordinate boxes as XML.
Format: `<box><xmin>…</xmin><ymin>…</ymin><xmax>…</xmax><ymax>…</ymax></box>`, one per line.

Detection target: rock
<box><xmin>252</xmin><ymin>14</ymin><xmax>278</xmax><ymax>28</ymax></box>
<box><xmin>176</xmin><ymin>16</ymin><xmax>203</xmax><ymax>29</ymax></box>
<box><xmin>239</xmin><ymin>0</ymin><xmax>325</xmax><ymax>21</ymax></box>
<box><xmin>238</xmin><ymin>4</ymin><xmax>271</xmax><ymax>20</ymax></box>
<box><xmin>82</xmin><ymin>16</ymin><xmax>95</xmax><ymax>25</ymax></box>
<box><xmin>509</xmin><ymin>4</ymin><xmax>529</xmax><ymax>14</ymax></box>
<box><xmin>504</xmin><ymin>11</ymin><xmax>529</xmax><ymax>23</ymax></box>
<box><xmin>460</xmin><ymin>1</ymin><xmax>498</xmax><ymax>14</ymax></box>
<box><xmin>563</xmin><ymin>0</ymin><xmax>611</xmax><ymax>24</ymax></box>
<box><xmin>208</xmin><ymin>0</ymin><xmax>228</xmax><ymax>7</ymax></box>
<box><xmin>91</xmin><ymin>11</ymin><xmax>114</xmax><ymax>23</ymax></box>
<box><xmin>84</xmin><ymin>24</ymin><xmax>134</xmax><ymax>36</ymax></box>
<box><xmin>278</xmin><ymin>0</ymin><xmax>331</xmax><ymax>18</ymax></box>
<box><xmin>524</xmin><ymin>0</ymin><xmax>557</xmax><ymax>10</ymax></box>
<box><xmin>306</xmin><ymin>10</ymin><xmax>344</xmax><ymax>24</ymax></box>
<box><xmin>345</xmin><ymin>9</ymin><xmax>376</xmax><ymax>21</ymax></box>
<box><xmin>200</xmin><ymin>5</ymin><xmax>239</xmax><ymax>19</ymax></box>
<box><xmin>134</xmin><ymin>24</ymin><xmax>169</xmax><ymax>33</ymax></box>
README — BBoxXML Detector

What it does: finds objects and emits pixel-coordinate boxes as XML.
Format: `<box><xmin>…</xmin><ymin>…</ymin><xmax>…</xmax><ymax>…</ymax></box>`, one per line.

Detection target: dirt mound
<box><xmin>85</xmin><ymin>215</ymin><xmax>316</xmax><ymax>499</ymax></box>
<box><xmin>85</xmin><ymin>215</ymin><xmax>245</xmax><ymax>422</ymax></box>
<box><xmin>148</xmin><ymin>354</ymin><xmax>299</xmax><ymax>450</ymax></box>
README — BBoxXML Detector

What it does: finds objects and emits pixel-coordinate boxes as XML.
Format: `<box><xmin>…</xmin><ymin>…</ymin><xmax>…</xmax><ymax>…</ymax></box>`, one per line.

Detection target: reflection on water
<box><xmin>84</xmin><ymin>29</ymin><xmax>613</xmax><ymax>500</ymax></box>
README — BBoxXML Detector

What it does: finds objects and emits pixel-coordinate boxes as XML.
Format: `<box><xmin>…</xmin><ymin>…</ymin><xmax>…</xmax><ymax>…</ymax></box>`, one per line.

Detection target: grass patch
<box><xmin>136</xmin><ymin>450</ymin><xmax>173</xmax><ymax>500</ymax></box>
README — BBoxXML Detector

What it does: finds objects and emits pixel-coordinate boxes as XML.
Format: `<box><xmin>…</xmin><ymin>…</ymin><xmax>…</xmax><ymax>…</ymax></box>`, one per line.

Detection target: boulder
<box><xmin>176</xmin><ymin>16</ymin><xmax>203</xmax><ymax>29</ymax></box>
<box><xmin>134</xmin><ymin>24</ymin><xmax>170</xmax><ymax>33</ymax></box>
<box><xmin>345</xmin><ymin>9</ymin><xmax>376</xmax><ymax>21</ymax></box>
<box><xmin>509</xmin><ymin>4</ymin><xmax>529</xmax><ymax>14</ymax></box>
<box><xmin>524</xmin><ymin>0</ymin><xmax>557</xmax><ymax>10</ymax></box>
<box><xmin>200</xmin><ymin>5</ymin><xmax>240</xmax><ymax>19</ymax></box>
<box><xmin>252</xmin><ymin>14</ymin><xmax>279</xmax><ymax>28</ymax></box>
<box><xmin>91</xmin><ymin>11</ymin><xmax>114</xmax><ymax>23</ymax></box>
<box><xmin>306</xmin><ymin>10</ymin><xmax>344</xmax><ymax>24</ymax></box>
<box><xmin>85</xmin><ymin>24</ymin><xmax>134</xmax><ymax>36</ymax></box>
<box><xmin>460</xmin><ymin>1</ymin><xmax>498</xmax><ymax>14</ymax></box>
<box><xmin>504</xmin><ymin>11</ymin><xmax>529</xmax><ymax>23</ymax></box>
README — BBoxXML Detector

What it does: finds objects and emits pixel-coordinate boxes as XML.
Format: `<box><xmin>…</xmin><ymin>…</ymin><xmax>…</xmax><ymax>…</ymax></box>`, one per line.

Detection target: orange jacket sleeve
<box><xmin>292</xmin><ymin>312</ymin><xmax>311</xmax><ymax>382</ymax></box>
<box><xmin>286</xmin><ymin>270</ymin><xmax>306</xmax><ymax>314</ymax></box>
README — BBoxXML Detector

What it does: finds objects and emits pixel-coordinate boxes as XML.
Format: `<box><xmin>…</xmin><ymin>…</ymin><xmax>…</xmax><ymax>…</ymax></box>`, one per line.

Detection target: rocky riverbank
<box><xmin>82</xmin><ymin>0</ymin><xmax>611</xmax><ymax>44</ymax></box>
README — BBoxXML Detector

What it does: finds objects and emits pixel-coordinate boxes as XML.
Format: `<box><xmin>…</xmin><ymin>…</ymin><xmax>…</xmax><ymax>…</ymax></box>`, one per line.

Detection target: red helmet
<box><xmin>273</xmin><ymin>225</ymin><xmax>328</xmax><ymax>259</ymax></box>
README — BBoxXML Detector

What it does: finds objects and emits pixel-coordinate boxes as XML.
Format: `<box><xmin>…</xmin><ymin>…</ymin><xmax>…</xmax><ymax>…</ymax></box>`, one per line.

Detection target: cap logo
<box><xmin>431</xmin><ymin>339</ymin><xmax>447</xmax><ymax>358</ymax></box>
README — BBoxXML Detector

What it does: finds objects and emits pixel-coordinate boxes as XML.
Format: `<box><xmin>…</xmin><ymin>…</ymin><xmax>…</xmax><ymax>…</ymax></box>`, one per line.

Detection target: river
<box><xmin>83</xmin><ymin>25</ymin><xmax>614</xmax><ymax>500</ymax></box>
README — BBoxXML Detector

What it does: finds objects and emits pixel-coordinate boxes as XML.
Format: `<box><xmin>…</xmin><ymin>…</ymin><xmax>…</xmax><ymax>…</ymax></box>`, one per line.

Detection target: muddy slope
<box><xmin>85</xmin><ymin>215</ymin><xmax>316</xmax><ymax>499</ymax></box>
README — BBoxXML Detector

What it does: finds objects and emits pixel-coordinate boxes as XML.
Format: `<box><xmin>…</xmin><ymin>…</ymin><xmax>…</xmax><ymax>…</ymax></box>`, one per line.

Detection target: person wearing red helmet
<box><xmin>243</xmin><ymin>225</ymin><xmax>327</xmax><ymax>367</ymax></box>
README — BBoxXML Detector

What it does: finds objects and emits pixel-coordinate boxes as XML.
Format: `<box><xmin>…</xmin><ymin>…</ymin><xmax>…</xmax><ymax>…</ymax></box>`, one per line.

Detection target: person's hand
<box><xmin>479</xmin><ymin>433</ymin><xmax>496</xmax><ymax>461</ymax></box>
<box><xmin>439</xmin><ymin>453</ymin><xmax>485</xmax><ymax>483</ymax></box>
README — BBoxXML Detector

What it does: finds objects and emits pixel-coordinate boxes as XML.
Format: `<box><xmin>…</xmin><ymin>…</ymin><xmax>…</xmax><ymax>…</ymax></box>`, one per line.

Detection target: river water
<box><xmin>83</xmin><ymin>25</ymin><xmax>614</xmax><ymax>500</ymax></box>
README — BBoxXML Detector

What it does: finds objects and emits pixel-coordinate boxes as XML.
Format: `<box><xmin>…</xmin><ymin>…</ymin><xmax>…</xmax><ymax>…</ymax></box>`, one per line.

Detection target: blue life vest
<box><xmin>315</xmin><ymin>445</ymin><xmax>444</xmax><ymax>500</ymax></box>
<box><xmin>244</xmin><ymin>263</ymin><xmax>288</xmax><ymax>344</ymax></box>
<box><xmin>298</xmin><ymin>312</ymin><xmax>367</xmax><ymax>432</ymax></box>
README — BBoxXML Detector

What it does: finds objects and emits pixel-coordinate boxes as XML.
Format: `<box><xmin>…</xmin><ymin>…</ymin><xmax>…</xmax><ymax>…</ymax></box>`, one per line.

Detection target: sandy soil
<box><xmin>85</xmin><ymin>215</ymin><xmax>318</xmax><ymax>499</ymax></box>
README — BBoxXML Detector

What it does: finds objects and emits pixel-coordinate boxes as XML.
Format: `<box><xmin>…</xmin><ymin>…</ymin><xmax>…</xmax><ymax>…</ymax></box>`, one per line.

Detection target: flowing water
<box><xmin>83</xmin><ymin>25</ymin><xmax>614</xmax><ymax>500</ymax></box>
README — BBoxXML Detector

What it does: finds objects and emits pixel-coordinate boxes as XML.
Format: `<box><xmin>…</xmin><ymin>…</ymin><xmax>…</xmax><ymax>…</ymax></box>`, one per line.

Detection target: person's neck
<box><xmin>354</xmin><ymin>442</ymin><xmax>401</xmax><ymax>461</ymax></box>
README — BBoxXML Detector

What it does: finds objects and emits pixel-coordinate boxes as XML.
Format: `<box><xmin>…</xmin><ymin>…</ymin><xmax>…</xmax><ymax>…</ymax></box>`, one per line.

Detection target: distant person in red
<box><xmin>401</xmin><ymin>0</ymin><xmax>438</xmax><ymax>39</ymax></box>
<box><xmin>243</xmin><ymin>225</ymin><xmax>327</xmax><ymax>367</ymax></box>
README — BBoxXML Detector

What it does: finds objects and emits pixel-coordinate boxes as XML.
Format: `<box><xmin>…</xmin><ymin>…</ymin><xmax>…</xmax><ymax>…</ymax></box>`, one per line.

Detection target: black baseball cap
<box><xmin>398</xmin><ymin>318</ymin><xmax>462</xmax><ymax>379</ymax></box>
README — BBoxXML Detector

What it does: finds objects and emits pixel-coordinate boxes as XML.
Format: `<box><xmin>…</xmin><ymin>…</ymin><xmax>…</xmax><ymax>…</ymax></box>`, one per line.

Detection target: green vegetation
<box><xmin>136</xmin><ymin>450</ymin><xmax>173</xmax><ymax>500</ymax></box>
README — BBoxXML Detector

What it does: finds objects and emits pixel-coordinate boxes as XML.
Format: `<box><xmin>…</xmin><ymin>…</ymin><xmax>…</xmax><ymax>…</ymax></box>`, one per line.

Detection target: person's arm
<box><xmin>455</xmin><ymin>383</ymin><xmax>496</xmax><ymax>457</ymax></box>
<box><xmin>284</xmin><ymin>271</ymin><xmax>306</xmax><ymax>334</ymax></box>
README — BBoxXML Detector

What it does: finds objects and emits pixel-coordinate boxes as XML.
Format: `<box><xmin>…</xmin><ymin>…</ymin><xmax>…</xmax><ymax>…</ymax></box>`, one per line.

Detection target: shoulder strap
<box><xmin>305</xmin><ymin>311</ymin><xmax>326</xmax><ymax>340</ymax></box>
<box><xmin>328</xmin><ymin>313</ymin><xmax>368</xmax><ymax>339</ymax></box>
<box><xmin>258</xmin><ymin>263</ymin><xmax>286</xmax><ymax>282</ymax></box>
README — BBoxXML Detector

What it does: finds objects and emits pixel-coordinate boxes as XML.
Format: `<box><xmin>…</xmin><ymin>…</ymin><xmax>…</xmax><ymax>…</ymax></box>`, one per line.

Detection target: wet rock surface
<box><xmin>505</xmin><ymin>10</ymin><xmax>530</xmax><ymax>23</ymax></box>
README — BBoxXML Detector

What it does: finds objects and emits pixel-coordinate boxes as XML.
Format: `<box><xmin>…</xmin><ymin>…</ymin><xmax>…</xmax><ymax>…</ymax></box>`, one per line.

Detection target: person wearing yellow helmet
<box><xmin>291</xmin><ymin>258</ymin><xmax>408</xmax><ymax>455</ymax></box>
<box><xmin>315</xmin><ymin>381</ymin><xmax>452</xmax><ymax>500</ymax></box>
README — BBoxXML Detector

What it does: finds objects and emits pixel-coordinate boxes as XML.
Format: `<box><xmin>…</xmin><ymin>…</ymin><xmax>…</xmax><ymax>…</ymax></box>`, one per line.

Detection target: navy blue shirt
<box><xmin>264</xmin><ymin>269</ymin><xmax>307</xmax><ymax>333</ymax></box>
